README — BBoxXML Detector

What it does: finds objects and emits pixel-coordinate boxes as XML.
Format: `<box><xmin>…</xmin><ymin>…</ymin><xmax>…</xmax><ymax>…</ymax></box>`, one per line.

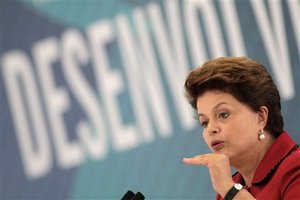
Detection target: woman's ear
<box><xmin>258</xmin><ymin>106</ymin><xmax>268</xmax><ymax>127</ymax></box>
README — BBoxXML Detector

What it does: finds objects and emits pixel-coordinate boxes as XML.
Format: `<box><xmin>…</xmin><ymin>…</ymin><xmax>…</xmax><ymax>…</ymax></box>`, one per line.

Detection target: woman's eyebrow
<box><xmin>213</xmin><ymin>102</ymin><xmax>227</xmax><ymax>111</ymax></box>
<box><xmin>197</xmin><ymin>102</ymin><xmax>227</xmax><ymax>117</ymax></box>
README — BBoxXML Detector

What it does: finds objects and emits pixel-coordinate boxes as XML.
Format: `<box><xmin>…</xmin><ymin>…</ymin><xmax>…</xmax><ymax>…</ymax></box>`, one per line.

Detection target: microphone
<box><xmin>131</xmin><ymin>192</ymin><xmax>145</xmax><ymax>200</ymax></box>
<box><xmin>120</xmin><ymin>190</ymin><xmax>135</xmax><ymax>200</ymax></box>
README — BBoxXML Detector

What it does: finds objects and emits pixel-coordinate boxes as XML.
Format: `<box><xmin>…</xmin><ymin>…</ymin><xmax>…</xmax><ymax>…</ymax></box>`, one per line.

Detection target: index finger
<box><xmin>182</xmin><ymin>154</ymin><xmax>210</xmax><ymax>166</ymax></box>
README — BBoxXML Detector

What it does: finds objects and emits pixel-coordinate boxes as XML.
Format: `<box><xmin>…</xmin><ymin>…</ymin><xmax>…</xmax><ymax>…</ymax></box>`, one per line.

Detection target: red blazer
<box><xmin>216</xmin><ymin>131</ymin><xmax>300</xmax><ymax>200</ymax></box>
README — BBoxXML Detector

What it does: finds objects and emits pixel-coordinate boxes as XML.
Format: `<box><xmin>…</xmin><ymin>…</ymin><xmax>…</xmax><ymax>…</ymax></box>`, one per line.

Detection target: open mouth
<box><xmin>211</xmin><ymin>140</ymin><xmax>224</xmax><ymax>150</ymax></box>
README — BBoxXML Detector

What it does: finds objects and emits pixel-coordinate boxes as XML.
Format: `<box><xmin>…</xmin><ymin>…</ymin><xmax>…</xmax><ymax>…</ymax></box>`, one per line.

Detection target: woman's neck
<box><xmin>232</xmin><ymin>135</ymin><xmax>275</xmax><ymax>186</ymax></box>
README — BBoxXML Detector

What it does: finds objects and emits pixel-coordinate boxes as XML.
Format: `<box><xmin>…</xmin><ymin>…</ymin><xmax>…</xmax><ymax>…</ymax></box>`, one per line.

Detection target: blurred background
<box><xmin>0</xmin><ymin>0</ymin><xmax>299</xmax><ymax>199</ymax></box>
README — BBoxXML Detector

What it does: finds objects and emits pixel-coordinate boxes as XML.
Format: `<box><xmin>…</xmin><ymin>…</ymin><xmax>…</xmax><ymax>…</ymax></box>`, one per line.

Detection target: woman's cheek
<box><xmin>203</xmin><ymin>131</ymin><xmax>210</xmax><ymax>146</ymax></box>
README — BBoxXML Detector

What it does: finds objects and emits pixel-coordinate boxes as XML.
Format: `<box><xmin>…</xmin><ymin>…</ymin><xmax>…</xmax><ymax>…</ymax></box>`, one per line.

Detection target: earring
<box><xmin>258</xmin><ymin>130</ymin><xmax>265</xmax><ymax>140</ymax></box>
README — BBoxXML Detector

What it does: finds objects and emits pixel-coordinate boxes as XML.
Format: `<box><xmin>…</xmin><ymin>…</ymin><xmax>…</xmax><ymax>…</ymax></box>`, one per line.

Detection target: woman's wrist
<box><xmin>224</xmin><ymin>183</ymin><xmax>244</xmax><ymax>200</ymax></box>
<box><xmin>219</xmin><ymin>181</ymin><xmax>236</xmax><ymax>197</ymax></box>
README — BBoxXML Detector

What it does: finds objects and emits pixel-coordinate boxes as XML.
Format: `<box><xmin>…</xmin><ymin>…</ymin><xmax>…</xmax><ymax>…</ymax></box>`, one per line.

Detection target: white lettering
<box><xmin>287</xmin><ymin>0</ymin><xmax>300</xmax><ymax>53</ymax></box>
<box><xmin>250</xmin><ymin>0</ymin><xmax>295</xmax><ymax>99</ymax></box>
<box><xmin>87</xmin><ymin>20</ymin><xmax>140</xmax><ymax>151</ymax></box>
<box><xmin>33</xmin><ymin>38</ymin><xmax>83</xmax><ymax>169</ymax></box>
<box><xmin>2</xmin><ymin>51</ymin><xmax>51</xmax><ymax>179</ymax></box>
<box><xmin>184</xmin><ymin>0</ymin><xmax>208</xmax><ymax>66</ymax></box>
<box><xmin>220</xmin><ymin>0</ymin><xmax>246</xmax><ymax>56</ymax></box>
<box><xmin>115</xmin><ymin>15</ymin><xmax>154</xmax><ymax>144</ymax></box>
<box><xmin>132</xmin><ymin>7</ymin><xmax>173</xmax><ymax>137</ymax></box>
<box><xmin>148</xmin><ymin>2</ymin><xmax>196</xmax><ymax>130</ymax></box>
<box><xmin>61</xmin><ymin>28</ymin><xmax>108</xmax><ymax>160</ymax></box>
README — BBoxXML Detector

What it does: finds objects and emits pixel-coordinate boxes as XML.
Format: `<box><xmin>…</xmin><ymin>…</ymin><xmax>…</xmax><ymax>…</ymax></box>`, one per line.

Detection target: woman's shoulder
<box><xmin>277</xmin><ymin>146</ymin><xmax>300</xmax><ymax>198</ymax></box>
<box><xmin>277</xmin><ymin>145</ymin><xmax>300</xmax><ymax>172</ymax></box>
<box><xmin>281</xmin><ymin>145</ymin><xmax>300</xmax><ymax>166</ymax></box>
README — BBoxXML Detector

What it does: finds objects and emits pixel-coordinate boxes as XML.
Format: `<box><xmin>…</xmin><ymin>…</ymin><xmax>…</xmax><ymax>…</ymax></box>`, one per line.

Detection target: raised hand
<box><xmin>183</xmin><ymin>153</ymin><xmax>235</xmax><ymax>197</ymax></box>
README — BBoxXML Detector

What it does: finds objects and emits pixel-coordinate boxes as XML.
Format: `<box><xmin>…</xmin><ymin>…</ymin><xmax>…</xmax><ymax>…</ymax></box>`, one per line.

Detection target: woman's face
<box><xmin>196</xmin><ymin>90</ymin><xmax>263</xmax><ymax>162</ymax></box>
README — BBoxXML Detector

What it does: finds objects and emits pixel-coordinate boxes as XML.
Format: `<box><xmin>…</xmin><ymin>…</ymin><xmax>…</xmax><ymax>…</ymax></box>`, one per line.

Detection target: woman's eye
<box><xmin>200</xmin><ymin>121</ymin><xmax>208</xmax><ymax>128</ymax></box>
<box><xmin>218</xmin><ymin>112</ymin><xmax>229</xmax><ymax>119</ymax></box>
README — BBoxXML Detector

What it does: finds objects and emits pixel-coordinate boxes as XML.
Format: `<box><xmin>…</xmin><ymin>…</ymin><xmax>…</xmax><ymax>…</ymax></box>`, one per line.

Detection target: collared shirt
<box><xmin>216</xmin><ymin>131</ymin><xmax>300</xmax><ymax>200</ymax></box>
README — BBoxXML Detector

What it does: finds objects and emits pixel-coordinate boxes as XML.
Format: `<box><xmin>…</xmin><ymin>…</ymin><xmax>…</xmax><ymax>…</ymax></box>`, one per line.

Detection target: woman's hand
<box><xmin>183</xmin><ymin>153</ymin><xmax>235</xmax><ymax>197</ymax></box>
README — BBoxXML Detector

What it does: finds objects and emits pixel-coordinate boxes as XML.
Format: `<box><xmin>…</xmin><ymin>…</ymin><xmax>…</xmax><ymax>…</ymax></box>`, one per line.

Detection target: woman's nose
<box><xmin>207</xmin><ymin>121</ymin><xmax>219</xmax><ymax>136</ymax></box>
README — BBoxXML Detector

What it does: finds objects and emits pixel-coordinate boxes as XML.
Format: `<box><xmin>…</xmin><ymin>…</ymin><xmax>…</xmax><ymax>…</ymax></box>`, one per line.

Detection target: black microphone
<box><xmin>131</xmin><ymin>192</ymin><xmax>145</xmax><ymax>200</ymax></box>
<box><xmin>120</xmin><ymin>190</ymin><xmax>135</xmax><ymax>200</ymax></box>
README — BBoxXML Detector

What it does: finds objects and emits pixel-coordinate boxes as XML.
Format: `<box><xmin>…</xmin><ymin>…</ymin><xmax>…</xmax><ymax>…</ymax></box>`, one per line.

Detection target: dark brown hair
<box><xmin>184</xmin><ymin>57</ymin><xmax>283</xmax><ymax>138</ymax></box>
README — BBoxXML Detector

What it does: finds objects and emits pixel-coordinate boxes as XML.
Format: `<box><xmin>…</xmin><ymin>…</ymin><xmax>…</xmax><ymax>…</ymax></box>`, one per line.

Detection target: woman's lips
<box><xmin>210</xmin><ymin>140</ymin><xmax>224</xmax><ymax>151</ymax></box>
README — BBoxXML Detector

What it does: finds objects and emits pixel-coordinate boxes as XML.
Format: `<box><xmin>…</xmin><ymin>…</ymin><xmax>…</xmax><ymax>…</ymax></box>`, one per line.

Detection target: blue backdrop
<box><xmin>0</xmin><ymin>0</ymin><xmax>299</xmax><ymax>199</ymax></box>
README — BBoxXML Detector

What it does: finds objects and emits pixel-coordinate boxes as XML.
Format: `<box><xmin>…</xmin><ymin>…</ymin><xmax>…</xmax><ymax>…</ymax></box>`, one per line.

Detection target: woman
<box><xmin>182</xmin><ymin>57</ymin><xmax>300</xmax><ymax>200</ymax></box>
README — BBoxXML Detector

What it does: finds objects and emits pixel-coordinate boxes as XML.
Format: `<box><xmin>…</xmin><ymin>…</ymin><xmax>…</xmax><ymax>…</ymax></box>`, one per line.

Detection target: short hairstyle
<box><xmin>184</xmin><ymin>57</ymin><xmax>283</xmax><ymax>138</ymax></box>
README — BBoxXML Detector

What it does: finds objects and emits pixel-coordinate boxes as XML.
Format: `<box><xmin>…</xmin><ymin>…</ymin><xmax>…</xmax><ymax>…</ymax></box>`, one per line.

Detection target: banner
<box><xmin>0</xmin><ymin>0</ymin><xmax>299</xmax><ymax>199</ymax></box>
